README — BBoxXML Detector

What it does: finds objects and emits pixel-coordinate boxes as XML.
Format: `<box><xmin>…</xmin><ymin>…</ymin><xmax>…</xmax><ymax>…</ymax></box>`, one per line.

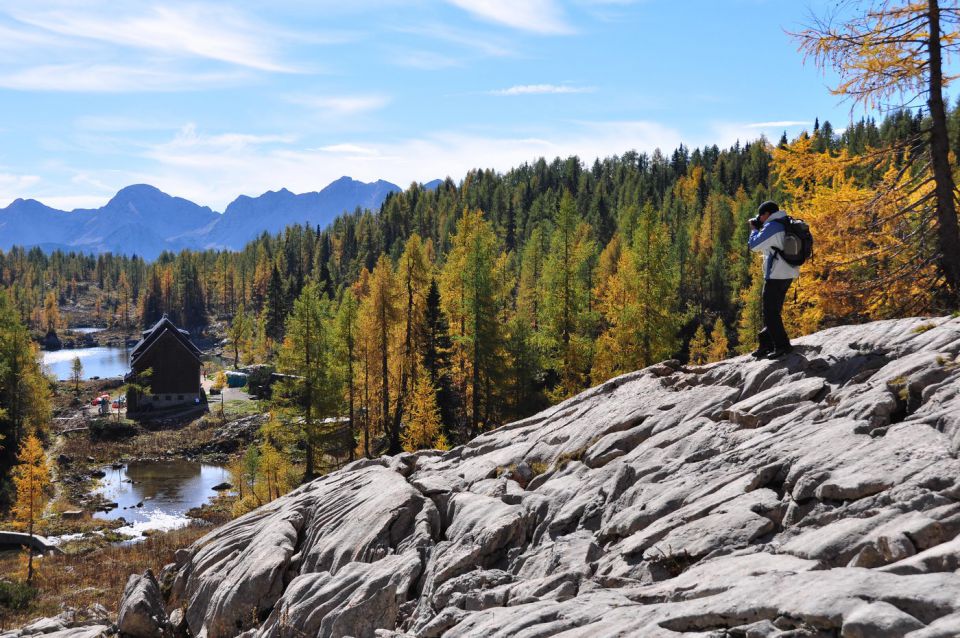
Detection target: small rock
<box><xmin>89</xmin><ymin>469</ymin><xmax>106</xmax><ymax>479</ymax></box>
<box><xmin>211</xmin><ymin>482</ymin><xmax>233</xmax><ymax>491</ymax></box>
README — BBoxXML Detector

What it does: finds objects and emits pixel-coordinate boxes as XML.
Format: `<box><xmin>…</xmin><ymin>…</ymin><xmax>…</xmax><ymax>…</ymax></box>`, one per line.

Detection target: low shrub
<box><xmin>0</xmin><ymin>580</ymin><xmax>36</xmax><ymax>611</ymax></box>
<box><xmin>89</xmin><ymin>419</ymin><xmax>137</xmax><ymax>441</ymax></box>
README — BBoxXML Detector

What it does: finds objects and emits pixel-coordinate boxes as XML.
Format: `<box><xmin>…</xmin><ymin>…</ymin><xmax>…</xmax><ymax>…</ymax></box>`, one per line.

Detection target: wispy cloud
<box><xmin>0</xmin><ymin>172</ymin><xmax>43</xmax><ymax>207</ymax></box>
<box><xmin>316</xmin><ymin>143</ymin><xmax>381</xmax><ymax>156</ymax></box>
<box><xmin>159</xmin><ymin>124</ymin><xmax>297</xmax><ymax>152</ymax></box>
<box><xmin>286</xmin><ymin>94</ymin><xmax>392</xmax><ymax>116</ymax></box>
<box><xmin>0</xmin><ymin>64</ymin><xmax>246</xmax><ymax>92</ymax></box>
<box><xmin>0</xmin><ymin>172</ymin><xmax>41</xmax><ymax>190</ymax></box>
<box><xmin>10</xmin><ymin>4</ymin><xmax>297</xmax><ymax>73</ymax></box>
<box><xmin>445</xmin><ymin>0</ymin><xmax>573</xmax><ymax>35</ymax></box>
<box><xmin>746</xmin><ymin>120</ymin><xmax>810</xmax><ymax>128</ymax></box>
<box><xmin>489</xmin><ymin>83</ymin><xmax>595</xmax><ymax>95</ymax></box>
<box><xmin>391</xmin><ymin>50</ymin><xmax>462</xmax><ymax>70</ymax></box>
<box><xmin>0</xmin><ymin>21</ymin><xmax>63</xmax><ymax>50</ymax></box>
<box><xmin>395</xmin><ymin>22</ymin><xmax>515</xmax><ymax>58</ymax></box>
<box><xmin>73</xmin><ymin>115</ymin><xmax>180</xmax><ymax>133</ymax></box>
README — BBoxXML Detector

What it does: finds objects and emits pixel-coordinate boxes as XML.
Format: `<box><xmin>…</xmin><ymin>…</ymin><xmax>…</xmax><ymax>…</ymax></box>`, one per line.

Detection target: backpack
<box><xmin>774</xmin><ymin>216</ymin><xmax>814</xmax><ymax>266</ymax></box>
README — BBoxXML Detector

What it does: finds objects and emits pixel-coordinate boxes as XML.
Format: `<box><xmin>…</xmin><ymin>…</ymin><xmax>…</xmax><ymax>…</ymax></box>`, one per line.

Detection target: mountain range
<box><xmin>0</xmin><ymin>176</ymin><xmax>421</xmax><ymax>258</ymax></box>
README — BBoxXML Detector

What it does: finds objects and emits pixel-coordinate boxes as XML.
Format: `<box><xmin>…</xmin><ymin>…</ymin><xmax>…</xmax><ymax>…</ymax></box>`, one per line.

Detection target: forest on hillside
<box><xmin>2</xmin><ymin>104</ymin><xmax>959</xmax><ymax>468</ymax></box>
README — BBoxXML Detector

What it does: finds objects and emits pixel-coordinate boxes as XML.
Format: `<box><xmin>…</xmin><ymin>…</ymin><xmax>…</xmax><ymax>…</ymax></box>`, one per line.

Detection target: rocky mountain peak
<box><xmin>126</xmin><ymin>316</ymin><xmax>960</xmax><ymax>637</ymax></box>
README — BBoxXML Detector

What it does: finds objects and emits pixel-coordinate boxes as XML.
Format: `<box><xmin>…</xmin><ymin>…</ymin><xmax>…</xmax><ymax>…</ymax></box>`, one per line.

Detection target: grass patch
<box><xmin>886</xmin><ymin>375</ymin><xmax>910</xmax><ymax>402</ymax></box>
<box><xmin>911</xmin><ymin>322</ymin><xmax>937</xmax><ymax>334</ymax></box>
<box><xmin>220</xmin><ymin>399</ymin><xmax>263</xmax><ymax>419</ymax></box>
<box><xmin>89</xmin><ymin>418</ymin><xmax>137</xmax><ymax>441</ymax></box>
<box><xmin>554</xmin><ymin>446</ymin><xmax>588</xmax><ymax>470</ymax></box>
<box><xmin>0</xmin><ymin>524</ymin><xmax>211</xmax><ymax>631</ymax></box>
<box><xmin>936</xmin><ymin>355</ymin><xmax>959</xmax><ymax>371</ymax></box>
<box><xmin>186</xmin><ymin>494</ymin><xmax>237</xmax><ymax>526</ymax></box>
<box><xmin>529</xmin><ymin>461</ymin><xmax>549</xmax><ymax>476</ymax></box>
<box><xmin>60</xmin><ymin>417</ymin><xmax>217</xmax><ymax>464</ymax></box>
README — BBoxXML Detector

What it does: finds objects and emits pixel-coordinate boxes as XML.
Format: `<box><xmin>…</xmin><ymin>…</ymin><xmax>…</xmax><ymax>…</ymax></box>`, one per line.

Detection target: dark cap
<box><xmin>757</xmin><ymin>201</ymin><xmax>779</xmax><ymax>216</ymax></box>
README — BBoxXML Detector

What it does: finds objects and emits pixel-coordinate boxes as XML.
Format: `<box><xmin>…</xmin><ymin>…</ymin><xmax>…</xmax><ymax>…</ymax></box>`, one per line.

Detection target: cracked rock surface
<box><xmin>166</xmin><ymin>316</ymin><xmax>960</xmax><ymax>638</ymax></box>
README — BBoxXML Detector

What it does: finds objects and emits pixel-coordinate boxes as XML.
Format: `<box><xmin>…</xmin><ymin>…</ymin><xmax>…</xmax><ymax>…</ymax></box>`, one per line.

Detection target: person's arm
<box><xmin>748</xmin><ymin>221</ymin><xmax>782</xmax><ymax>253</ymax></box>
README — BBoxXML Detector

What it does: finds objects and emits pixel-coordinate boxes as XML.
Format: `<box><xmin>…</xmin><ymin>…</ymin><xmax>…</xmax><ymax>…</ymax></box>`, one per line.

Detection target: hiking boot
<box><xmin>751</xmin><ymin>347</ymin><xmax>773</xmax><ymax>359</ymax></box>
<box><xmin>767</xmin><ymin>346</ymin><xmax>794</xmax><ymax>359</ymax></box>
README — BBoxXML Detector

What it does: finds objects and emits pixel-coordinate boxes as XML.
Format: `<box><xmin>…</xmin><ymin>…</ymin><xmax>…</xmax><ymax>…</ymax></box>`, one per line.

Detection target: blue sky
<box><xmin>0</xmin><ymin>0</ymin><xmax>861</xmax><ymax>211</ymax></box>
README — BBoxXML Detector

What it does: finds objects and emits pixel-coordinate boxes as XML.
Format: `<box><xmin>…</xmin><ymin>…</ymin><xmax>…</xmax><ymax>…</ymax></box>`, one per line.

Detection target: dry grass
<box><xmin>59</xmin><ymin>417</ymin><xmax>217</xmax><ymax>465</ymax></box>
<box><xmin>0</xmin><ymin>524</ymin><xmax>211</xmax><ymax>631</ymax></box>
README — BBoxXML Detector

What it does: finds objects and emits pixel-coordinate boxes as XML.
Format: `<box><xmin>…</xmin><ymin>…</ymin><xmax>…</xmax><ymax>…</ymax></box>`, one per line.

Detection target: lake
<box><xmin>91</xmin><ymin>460</ymin><xmax>230</xmax><ymax>538</ymax></box>
<box><xmin>68</xmin><ymin>327</ymin><xmax>105</xmax><ymax>334</ymax></box>
<box><xmin>42</xmin><ymin>346</ymin><xmax>129</xmax><ymax>380</ymax></box>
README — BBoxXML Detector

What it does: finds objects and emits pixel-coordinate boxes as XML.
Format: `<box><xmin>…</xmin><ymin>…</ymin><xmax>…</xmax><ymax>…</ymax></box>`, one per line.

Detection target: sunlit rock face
<box><xmin>165</xmin><ymin>316</ymin><xmax>960</xmax><ymax>638</ymax></box>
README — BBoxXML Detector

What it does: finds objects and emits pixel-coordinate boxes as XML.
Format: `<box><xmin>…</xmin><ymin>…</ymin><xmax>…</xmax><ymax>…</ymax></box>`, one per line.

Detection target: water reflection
<box><xmin>92</xmin><ymin>460</ymin><xmax>228</xmax><ymax>535</ymax></box>
<box><xmin>42</xmin><ymin>346</ymin><xmax>130</xmax><ymax>380</ymax></box>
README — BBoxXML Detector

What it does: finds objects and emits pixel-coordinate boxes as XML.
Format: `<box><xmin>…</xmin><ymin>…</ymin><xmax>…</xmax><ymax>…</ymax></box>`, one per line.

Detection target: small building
<box><xmin>125</xmin><ymin>315</ymin><xmax>202</xmax><ymax>413</ymax></box>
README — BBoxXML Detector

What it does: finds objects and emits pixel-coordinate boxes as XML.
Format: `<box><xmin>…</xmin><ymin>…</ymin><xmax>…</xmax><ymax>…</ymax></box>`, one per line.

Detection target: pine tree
<box><xmin>796</xmin><ymin>0</ymin><xmax>960</xmax><ymax>300</ymax></box>
<box><xmin>541</xmin><ymin>192</ymin><xmax>597</xmax><ymax>399</ymax></box>
<box><xmin>140</xmin><ymin>270</ymin><xmax>163</xmax><ymax>327</ymax></box>
<box><xmin>266</xmin><ymin>265</ymin><xmax>286</xmax><ymax>340</ymax></box>
<box><xmin>0</xmin><ymin>291</ymin><xmax>51</xmax><ymax>491</ymax></box>
<box><xmin>737</xmin><ymin>267</ymin><xmax>764</xmax><ymax>354</ymax></box>
<box><xmin>12</xmin><ymin>434</ymin><xmax>50</xmax><ymax>584</ymax></box>
<box><xmin>42</xmin><ymin>290</ymin><xmax>60</xmax><ymax>335</ymax></box>
<box><xmin>277</xmin><ymin>281</ymin><xmax>340</xmax><ymax>480</ymax></box>
<box><xmin>707</xmin><ymin>319</ymin><xmax>729</xmax><ymax>362</ymax></box>
<box><xmin>422</xmin><ymin>279</ymin><xmax>456</xmax><ymax>432</ymax></box>
<box><xmin>70</xmin><ymin>356</ymin><xmax>84</xmax><ymax>395</ymax></box>
<box><xmin>359</xmin><ymin>256</ymin><xmax>399</xmax><ymax>452</ymax></box>
<box><xmin>688</xmin><ymin>324</ymin><xmax>709</xmax><ymax>365</ymax></box>
<box><xmin>251</xmin><ymin>307</ymin><xmax>273</xmax><ymax>362</ymax></box>
<box><xmin>440</xmin><ymin>209</ymin><xmax>503</xmax><ymax>436</ymax></box>
<box><xmin>118</xmin><ymin>271</ymin><xmax>132</xmax><ymax>327</ymax></box>
<box><xmin>402</xmin><ymin>369</ymin><xmax>443</xmax><ymax>452</ymax></box>
<box><xmin>630</xmin><ymin>205</ymin><xmax>681</xmax><ymax>366</ymax></box>
<box><xmin>227</xmin><ymin>305</ymin><xmax>252</xmax><ymax>368</ymax></box>
<box><xmin>391</xmin><ymin>235</ymin><xmax>431</xmax><ymax>452</ymax></box>
<box><xmin>334</xmin><ymin>289</ymin><xmax>359</xmax><ymax>462</ymax></box>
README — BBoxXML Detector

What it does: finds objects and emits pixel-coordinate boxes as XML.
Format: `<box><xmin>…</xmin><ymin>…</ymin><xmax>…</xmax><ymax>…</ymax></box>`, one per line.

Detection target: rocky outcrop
<box><xmin>0</xmin><ymin>606</ymin><xmax>112</xmax><ymax>638</ymax></box>
<box><xmin>117</xmin><ymin>570</ymin><xmax>172</xmax><ymax>638</ymax></box>
<box><xmin>166</xmin><ymin>316</ymin><xmax>960</xmax><ymax>637</ymax></box>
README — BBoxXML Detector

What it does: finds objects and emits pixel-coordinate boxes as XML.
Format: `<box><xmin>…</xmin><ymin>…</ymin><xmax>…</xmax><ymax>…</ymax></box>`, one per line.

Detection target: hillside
<box><xmin>0</xmin><ymin>177</ymin><xmax>401</xmax><ymax>258</ymax></box>
<box><xmin>24</xmin><ymin>315</ymin><xmax>958</xmax><ymax>637</ymax></box>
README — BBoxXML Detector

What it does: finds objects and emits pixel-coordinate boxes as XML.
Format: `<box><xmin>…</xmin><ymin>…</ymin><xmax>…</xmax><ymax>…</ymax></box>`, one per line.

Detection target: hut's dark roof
<box><xmin>129</xmin><ymin>315</ymin><xmax>201</xmax><ymax>367</ymax></box>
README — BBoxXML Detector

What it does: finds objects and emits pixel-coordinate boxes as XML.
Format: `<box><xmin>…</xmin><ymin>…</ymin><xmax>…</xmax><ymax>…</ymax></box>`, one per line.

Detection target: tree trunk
<box><xmin>347</xmin><ymin>340</ymin><xmax>355</xmax><ymax>463</ymax></box>
<box><xmin>304</xmin><ymin>311</ymin><xmax>315</xmax><ymax>481</ymax></box>
<box><xmin>363</xmin><ymin>354</ymin><xmax>371</xmax><ymax>458</ymax></box>
<box><xmin>927</xmin><ymin>0</ymin><xmax>960</xmax><ymax>298</ymax></box>
<box><xmin>383</xmin><ymin>306</ymin><xmax>395</xmax><ymax>454</ymax></box>
<box><xmin>392</xmin><ymin>274</ymin><xmax>414</xmax><ymax>452</ymax></box>
<box><xmin>27</xmin><ymin>477</ymin><xmax>34</xmax><ymax>585</ymax></box>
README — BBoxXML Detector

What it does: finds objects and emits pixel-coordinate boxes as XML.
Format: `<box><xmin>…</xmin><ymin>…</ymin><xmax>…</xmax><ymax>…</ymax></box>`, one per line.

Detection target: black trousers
<box><xmin>758</xmin><ymin>278</ymin><xmax>793</xmax><ymax>350</ymax></box>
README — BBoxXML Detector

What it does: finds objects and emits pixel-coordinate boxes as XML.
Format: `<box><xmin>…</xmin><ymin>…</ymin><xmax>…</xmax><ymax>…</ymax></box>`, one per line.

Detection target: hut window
<box><xmin>177</xmin><ymin>395</ymin><xmax>184</xmax><ymax>400</ymax></box>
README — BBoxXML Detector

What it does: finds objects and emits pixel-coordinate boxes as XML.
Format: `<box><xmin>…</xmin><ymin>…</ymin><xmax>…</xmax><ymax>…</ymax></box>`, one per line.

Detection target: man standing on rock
<box><xmin>748</xmin><ymin>200</ymin><xmax>799</xmax><ymax>359</ymax></box>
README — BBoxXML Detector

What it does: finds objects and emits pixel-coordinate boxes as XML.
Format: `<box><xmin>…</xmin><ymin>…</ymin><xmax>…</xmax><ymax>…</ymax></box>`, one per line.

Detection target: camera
<box><xmin>749</xmin><ymin>216</ymin><xmax>762</xmax><ymax>230</ymax></box>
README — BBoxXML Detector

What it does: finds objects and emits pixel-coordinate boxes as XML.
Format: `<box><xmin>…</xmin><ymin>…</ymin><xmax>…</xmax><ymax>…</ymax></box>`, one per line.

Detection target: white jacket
<box><xmin>748</xmin><ymin>210</ymin><xmax>801</xmax><ymax>280</ymax></box>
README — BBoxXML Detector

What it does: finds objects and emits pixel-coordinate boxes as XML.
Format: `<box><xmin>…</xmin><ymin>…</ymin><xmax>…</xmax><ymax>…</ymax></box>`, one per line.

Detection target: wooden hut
<box><xmin>125</xmin><ymin>315</ymin><xmax>202</xmax><ymax>413</ymax></box>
